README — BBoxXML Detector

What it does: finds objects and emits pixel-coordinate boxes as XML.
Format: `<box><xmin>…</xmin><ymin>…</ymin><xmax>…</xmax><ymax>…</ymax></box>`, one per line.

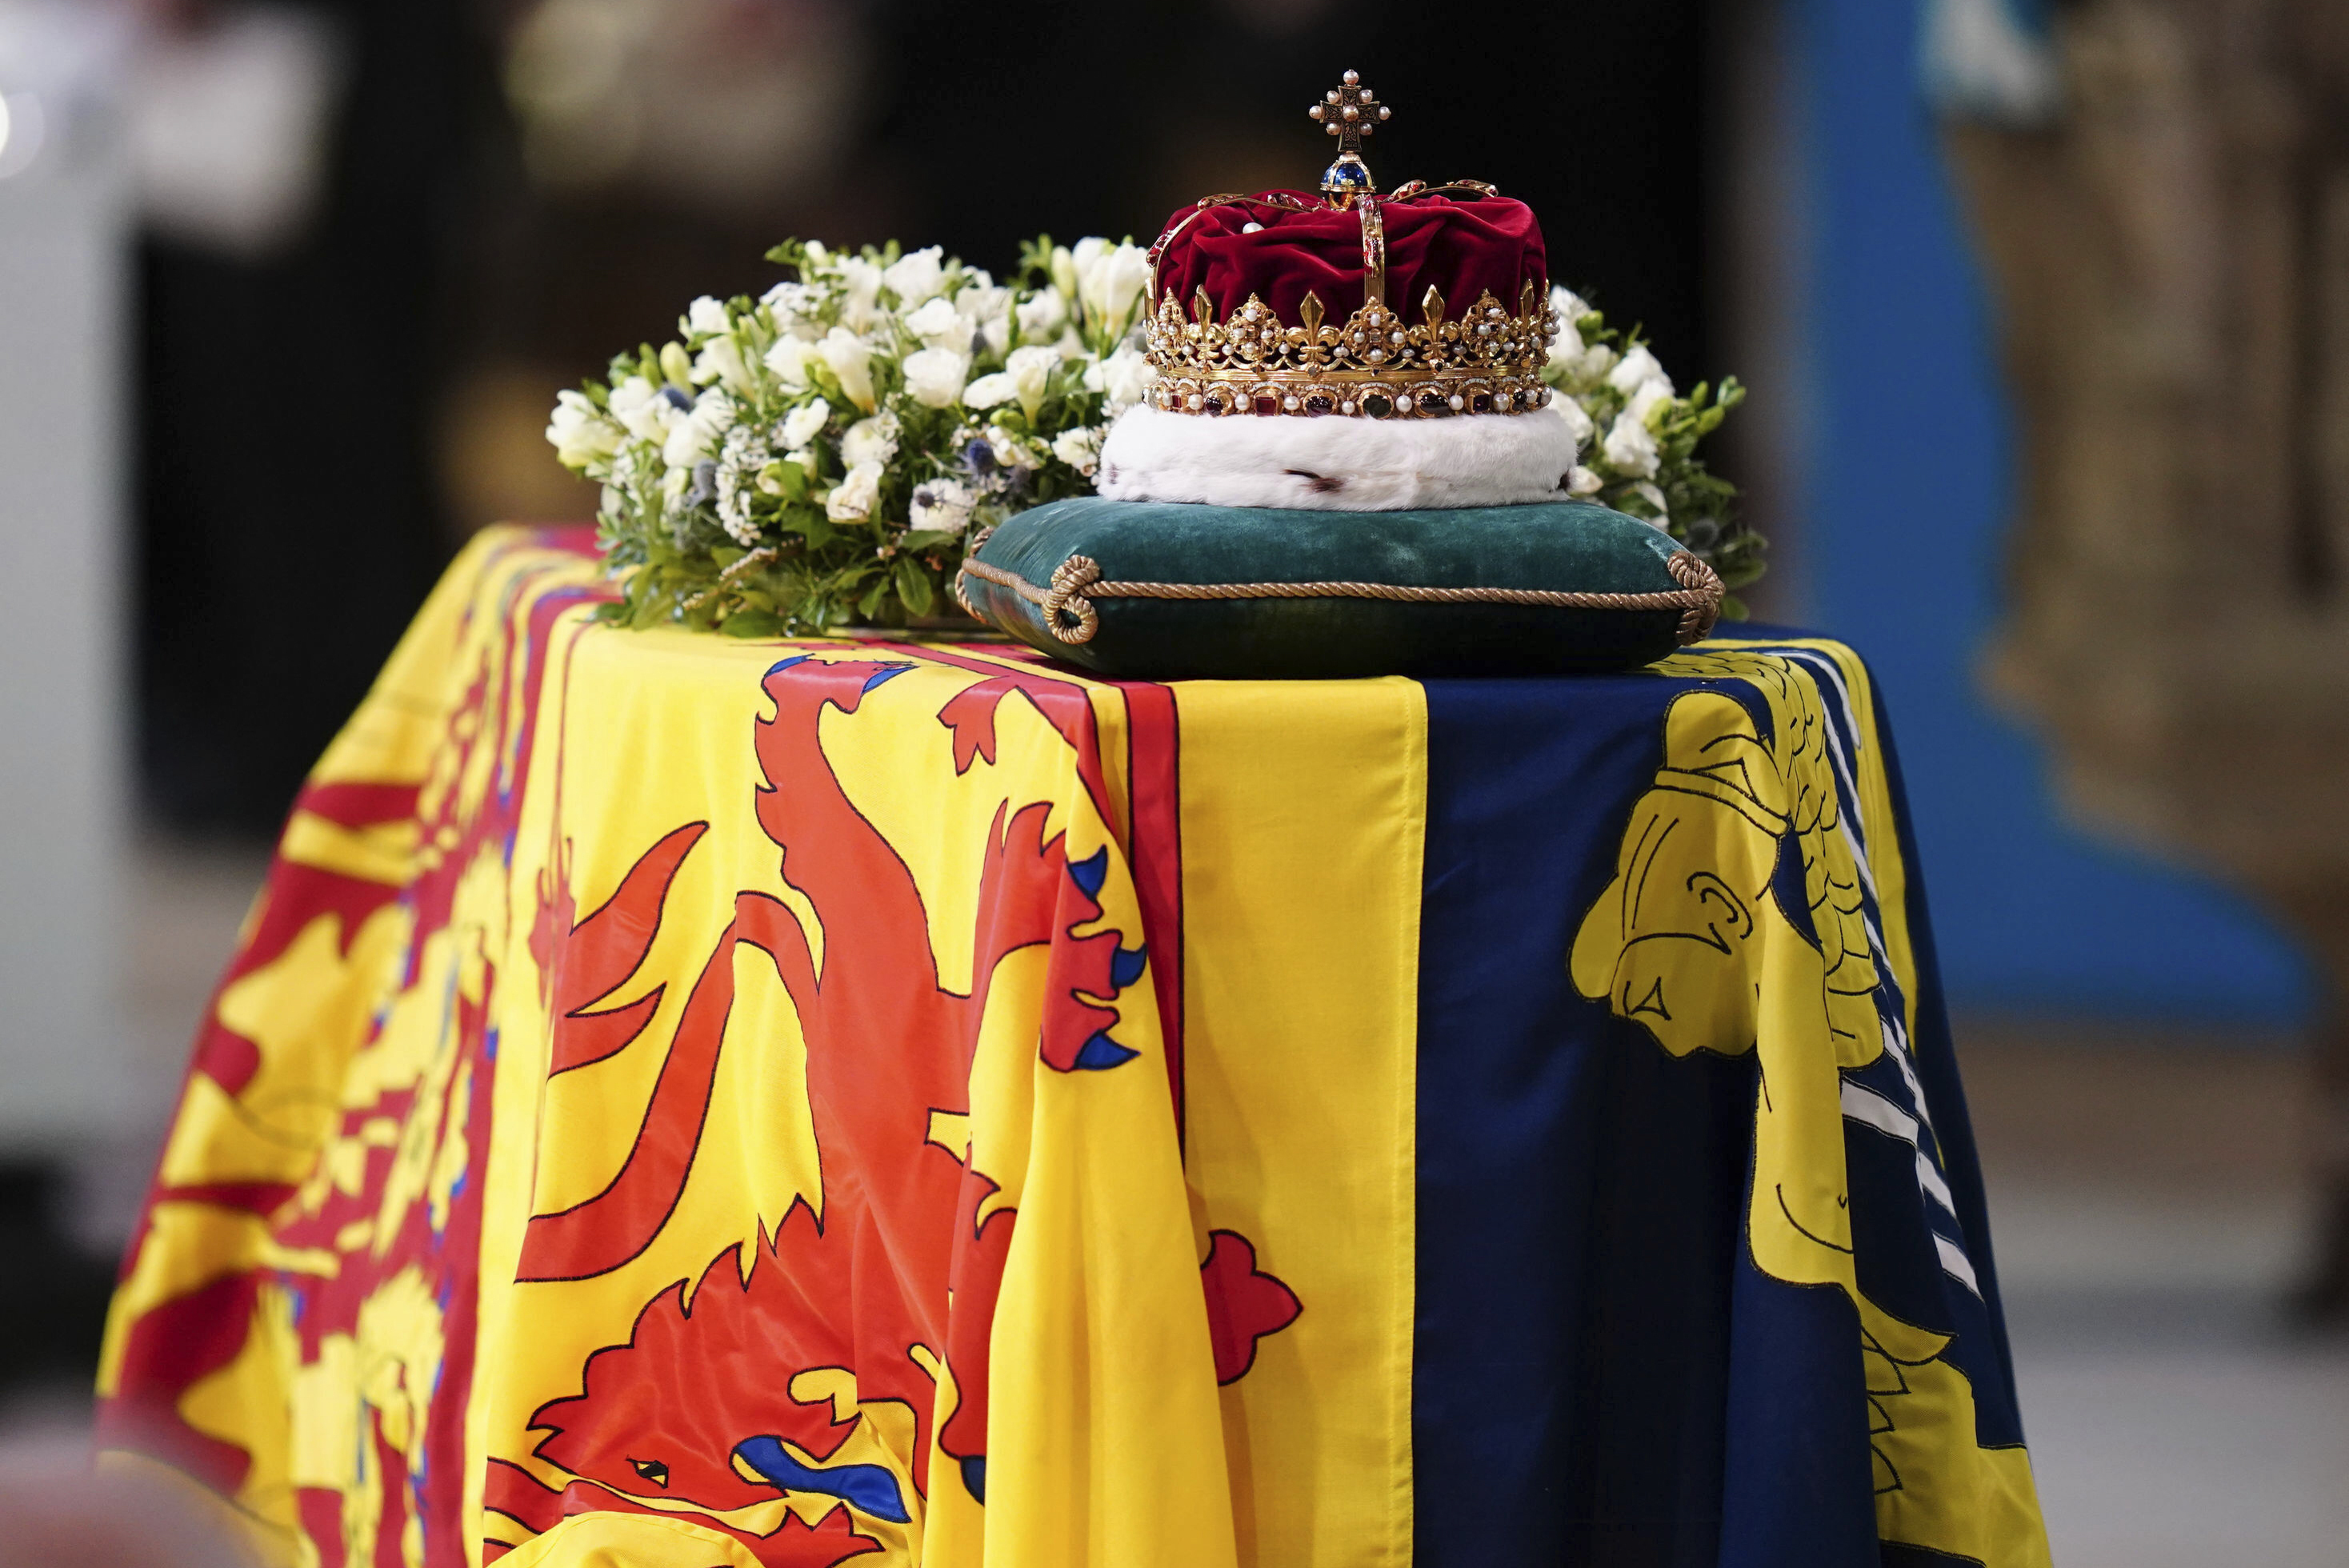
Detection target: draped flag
<box><xmin>101</xmin><ymin>528</ymin><xmax>2048</xmax><ymax>1568</ymax></box>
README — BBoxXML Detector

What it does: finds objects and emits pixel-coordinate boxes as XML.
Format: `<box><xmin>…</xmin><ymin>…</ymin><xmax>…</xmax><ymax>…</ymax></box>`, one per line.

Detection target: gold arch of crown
<box><xmin>1138</xmin><ymin>67</ymin><xmax>1555</xmax><ymax>418</ymax></box>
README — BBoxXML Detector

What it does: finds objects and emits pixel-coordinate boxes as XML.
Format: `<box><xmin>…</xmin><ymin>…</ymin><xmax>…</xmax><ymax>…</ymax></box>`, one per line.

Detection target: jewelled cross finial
<box><xmin>1308</xmin><ymin>69</ymin><xmax>1389</xmax><ymax>206</ymax></box>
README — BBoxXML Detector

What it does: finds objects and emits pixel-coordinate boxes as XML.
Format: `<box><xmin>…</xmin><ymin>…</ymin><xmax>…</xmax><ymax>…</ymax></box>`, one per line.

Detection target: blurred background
<box><xmin>2</xmin><ymin>0</ymin><xmax>2347</xmax><ymax>1561</ymax></box>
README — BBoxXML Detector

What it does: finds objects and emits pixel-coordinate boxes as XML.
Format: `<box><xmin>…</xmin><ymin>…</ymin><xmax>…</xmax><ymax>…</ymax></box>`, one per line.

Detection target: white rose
<box><xmin>961</xmin><ymin>371</ymin><xmax>1018</xmax><ymax>410</ymax></box>
<box><xmin>1602</xmin><ymin>406</ymin><xmax>1661</xmax><ymax>478</ymax></box>
<box><xmin>1552</xmin><ymin>395</ymin><xmax>1595</xmax><ymax>450</ymax></box>
<box><xmin>819</xmin><ymin>326</ymin><xmax>877</xmax><ymax>412</ymax></box>
<box><xmin>1015</xmin><ymin>290</ymin><xmax>1067</xmax><ymax>342</ymax></box>
<box><xmin>546</xmin><ymin>390</ymin><xmax>620</xmax><ymax>469</ymax></box>
<box><xmin>1084</xmin><ymin>344</ymin><xmax>1153</xmax><ymax>410</ymax></box>
<box><xmin>1578</xmin><ymin>342</ymin><xmax>1619</xmax><ymax>382</ymax></box>
<box><xmin>826</xmin><ymin>459</ymin><xmax>886</xmax><ymax>522</ymax></box>
<box><xmin>1624</xmin><ymin>379</ymin><xmax>1675</xmax><ymax>430</ymax></box>
<box><xmin>781</xmin><ymin>397</ymin><xmax>830</xmax><ymax>449</ymax></box>
<box><xmin>1547</xmin><ymin>316</ymin><xmax>1588</xmax><ymax>379</ymax></box>
<box><xmin>986</xmin><ymin>425</ymin><xmax>1043</xmax><ymax>471</ymax></box>
<box><xmin>1567</xmin><ymin>465</ymin><xmax>1603</xmax><ymax>495</ymax></box>
<box><xmin>1607</xmin><ymin>344</ymin><xmax>1673</xmax><ymax>398</ymax></box>
<box><xmin>840</xmin><ymin>411</ymin><xmax>900</xmax><ymax>469</ymax></box>
<box><xmin>901</xmin><ymin>346</ymin><xmax>970</xmax><ymax>409</ymax></box>
<box><xmin>882</xmin><ymin>246</ymin><xmax>946</xmax><ymax>306</ymax></box>
<box><xmin>1006</xmin><ymin>343</ymin><xmax>1059</xmax><ymax>418</ymax></box>
<box><xmin>902</xmin><ymin>295</ymin><xmax>970</xmax><ymax>348</ymax></box>
<box><xmin>765</xmin><ymin>335</ymin><xmax>818</xmax><ymax>387</ymax></box>
<box><xmin>836</xmin><ymin>257</ymin><xmax>884</xmax><ymax>330</ymax></box>
<box><xmin>1549</xmin><ymin>285</ymin><xmax>1591</xmax><ymax>326</ymax></box>
<box><xmin>909</xmin><ymin>476</ymin><xmax>977</xmax><ymax>535</ymax></box>
<box><xmin>1050</xmin><ymin>425</ymin><xmax>1103</xmax><ymax>476</ymax></box>
<box><xmin>686</xmin><ymin>294</ymin><xmax>730</xmax><ymax>338</ymax></box>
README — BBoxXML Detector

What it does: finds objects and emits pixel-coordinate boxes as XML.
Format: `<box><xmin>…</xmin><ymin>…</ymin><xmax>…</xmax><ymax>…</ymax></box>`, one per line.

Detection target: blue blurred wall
<box><xmin>1789</xmin><ymin>0</ymin><xmax>2311</xmax><ymax>1021</ymax></box>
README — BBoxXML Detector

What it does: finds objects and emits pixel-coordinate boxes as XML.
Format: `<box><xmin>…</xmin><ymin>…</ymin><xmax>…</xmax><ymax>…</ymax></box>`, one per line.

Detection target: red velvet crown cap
<box><xmin>1150</xmin><ymin>190</ymin><xmax>1547</xmax><ymax>324</ymax></box>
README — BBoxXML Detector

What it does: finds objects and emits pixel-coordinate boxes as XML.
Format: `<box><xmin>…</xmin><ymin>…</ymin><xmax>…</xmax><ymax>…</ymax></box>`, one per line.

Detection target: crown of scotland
<box><xmin>1140</xmin><ymin>71</ymin><xmax>1557</xmax><ymax>421</ymax></box>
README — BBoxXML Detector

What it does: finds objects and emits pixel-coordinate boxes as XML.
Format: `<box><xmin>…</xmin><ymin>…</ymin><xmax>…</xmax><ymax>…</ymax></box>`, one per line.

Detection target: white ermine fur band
<box><xmin>1095</xmin><ymin>404</ymin><xmax>1583</xmax><ymax>512</ymax></box>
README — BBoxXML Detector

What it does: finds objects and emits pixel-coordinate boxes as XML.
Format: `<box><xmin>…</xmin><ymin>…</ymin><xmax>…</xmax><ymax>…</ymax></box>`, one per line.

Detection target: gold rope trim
<box><xmin>957</xmin><ymin>550</ymin><xmax>1723</xmax><ymax>649</ymax></box>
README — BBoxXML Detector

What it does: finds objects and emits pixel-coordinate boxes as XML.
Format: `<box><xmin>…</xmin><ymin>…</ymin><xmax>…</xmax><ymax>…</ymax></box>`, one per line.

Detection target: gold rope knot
<box><xmin>1667</xmin><ymin>550</ymin><xmax>1724</xmax><ymax>644</ymax></box>
<box><xmin>1042</xmin><ymin>555</ymin><xmax>1104</xmax><ymax>644</ymax></box>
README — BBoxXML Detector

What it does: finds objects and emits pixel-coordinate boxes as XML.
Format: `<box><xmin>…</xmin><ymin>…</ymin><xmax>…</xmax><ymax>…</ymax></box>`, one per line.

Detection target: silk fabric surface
<box><xmin>99</xmin><ymin>527</ymin><xmax>2050</xmax><ymax>1568</ymax></box>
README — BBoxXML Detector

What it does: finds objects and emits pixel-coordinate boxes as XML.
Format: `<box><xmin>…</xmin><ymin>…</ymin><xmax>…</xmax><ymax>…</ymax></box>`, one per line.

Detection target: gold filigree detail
<box><xmin>1142</xmin><ymin>282</ymin><xmax>1557</xmax><ymax>420</ymax></box>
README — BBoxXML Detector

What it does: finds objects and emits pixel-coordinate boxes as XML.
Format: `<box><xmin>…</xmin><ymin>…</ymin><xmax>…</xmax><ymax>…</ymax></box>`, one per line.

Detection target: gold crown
<box><xmin>1141</xmin><ymin>71</ymin><xmax>1556</xmax><ymax>419</ymax></box>
<box><xmin>1143</xmin><ymin>278</ymin><xmax>1557</xmax><ymax>420</ymax></box>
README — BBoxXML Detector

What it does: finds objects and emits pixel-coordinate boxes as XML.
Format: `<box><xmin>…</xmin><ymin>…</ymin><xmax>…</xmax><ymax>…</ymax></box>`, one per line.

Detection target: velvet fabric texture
<box><xmin>962</xmin><ymin>496</ymin><xmax>1695</xmax><ymax>678</ymax></box>
<box><xmin>1151</xmin><ymin>190</ymin><xmax>1547</xmax><ymax>322</ymax></box>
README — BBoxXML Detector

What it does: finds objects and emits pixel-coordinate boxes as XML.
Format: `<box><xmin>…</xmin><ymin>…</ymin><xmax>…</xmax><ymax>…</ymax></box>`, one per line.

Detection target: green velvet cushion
<box><xmin>958</xmin><ymin>496</ymin><xmax>1718</xmax><ymax>679</ymax></box>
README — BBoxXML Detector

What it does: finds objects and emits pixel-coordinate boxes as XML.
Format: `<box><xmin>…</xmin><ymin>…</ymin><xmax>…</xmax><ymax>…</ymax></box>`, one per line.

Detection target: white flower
<box><xmin>882</xmin><ymin>245</ymin><xmax>946</xmax><ymax>306</ymax></box>
<box><xmin>826</xmin><ymin>459</ymin><xmax>886</xmax><ymax>521</ymax></box>
<box><xmin>902</xmin><ymin>295</ymin><xmax>970</xmax><ymax>348</ymax></box>
<box><xmin>781</xmin><ymin>398</ymin><xmax>830</xmax><ymax>449</ymax></box>
<box><xmin>958</xmin><ymin>284</ymin><xmax>1011</xmax><ymax>355</ymax></box>
<box><xmin>1049</xmin><ymin>243</ymin><xmax>1078</xmax><ymax>301</ymax></box>
<box><xmin>1050</xmin><ymin>425</ymin><xmax>1104</xmax><ymax>476</ymax></box>
<box><xmin>957</xmin><ymin>282</ymin><xmax>1009</xmax><ymax>322</ymax></box>
<box><xmin>1549</xmin><ymin>285</ymin><xmax>1591</xmax><ymax>326</ymax></box>
<box><xmin>986</xmin><ymin>425</ymin><xmax>1043</xmax><ymax>471</ymax></box>
<box><xmin>1629</xmin><ymin>481</ymin><xmax>1671</xmax><ymax>521</ymax></box>
<box><xmin>1552</xmin><ymin>394</ymin><xmax>1595</xmax><ymax>450</ymax></box>
<box><xmin>546</xmin><ymin>390</ymin><xmax>621</xmax><ymax>469</ymax></box>
<box><xmin>1547</xmin><ymin>316</ymin><xmax>1588</xmax><ymax>378</ymax></box>
<box><xmin>820</xmin><ymin>326</ymin><xmax>877</xmax><ymax>412</ymax></box>
<box><xmin>765</xmin><ymin>335</ymin><xmax>819</xmax><ymax>387</ymax></box>
<box><xmin>1078</xmin><ymin>240</ymin><xmax>1149</xmax><ymax>334</ymax></box>
<box><xmin>1567</xmin><ymin>465</ymin><xmax>1604</xmax><ymax>495</ymax></box>
<box><xmin>762</xmin><ymin>279</ymin><xmax>818</xmax><ymax>324</ymax></box>
<box><xmin>961</xmin><ymin>371</ymin><xmax>1018</xmax><ymax>410</ymax></box>
<box><xmin>1577</xmin><ymin>342</ymin><xmax>1619</xmax><ymax>382</ymax></box>
<box><xmin>1005</xmin><ymin>343</ymin><xmax>1059</xmax><ymax>418</ymax></box>
<box><xmin>1603</xmin><ymin>406</ymin><xmax>1661</xmax><ymax>478</ymax></box>
<box><xmin>686</xmin><ymin>295</ymin><xmax>731</xmax><ymax>338</ymax></box>
<box><xmin>835</xmin><ymin>257</ymin><xmax>884</xmax><ymax>330</ymax></box>
<box><xmin>662</xmin><ymin>388</ymin><xmax>735</xmax><ymax>468</ymax></box>
<box><xmin>1015</xmin><ymin>290</ymin><xmax>1067</xmax><ymax>342</ymax></box>
<box><xmin>1607</xmin><ymin>345</ymin><xmax>1674</xmax><ymax>398</ymax></box>
<box><xmin>840</xmin><ymin>411</ymin><xmax>900</xmax><ymax>469</ymax></box>
<box><xmin>910</xmin><ymin>476</ymin><xmax>977</xmax><ymax>535</ymax></box>
<box><xmin>1624</xmin><ymin>378</ymin><xmax>1675</xmax><ymax>430</ymax></box>
<box><xmin>1085</xmin><ymin>344</ymin><xmax>1153</xmax><ymax>411</ymax></box>
<box><xmin>610</xmin><ymin>375</ymin><xmax>678</xmax><ymax>443</ymax></box>
<box><xmin>693</xmin><ymin>334</ymin><xmax>754</xmax><ymax>394</ymax></box>
<box><xmin>901</xmin><ymin>346</ymin><xmax>971</xmax><ymax>409</ymax></box>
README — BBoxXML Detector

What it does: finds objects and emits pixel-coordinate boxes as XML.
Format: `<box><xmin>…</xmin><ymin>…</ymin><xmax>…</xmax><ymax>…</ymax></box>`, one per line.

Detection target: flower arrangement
<box><xmin>549</xmin><ymin>246</ymin><xmax>1763</xmax><ymax>634</ymax></box>
<box><xmin>1542</xmin><ymin>286</ymin><xmax>1764</xmax><ymax>600</ymax></box>
<box><xmin>547</xmin><ymin>235</ymin><xmax>1151</xmax><ymax>634</ymax></box>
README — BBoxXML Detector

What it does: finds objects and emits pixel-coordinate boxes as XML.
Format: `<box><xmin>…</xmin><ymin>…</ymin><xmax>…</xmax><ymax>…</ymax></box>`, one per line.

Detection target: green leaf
<box><xmin>719</xmin><ymin>609</ymin><xmax>788</xmax><ymax>638</ymax></box>
<box><xmin>857</xmin><ymin>577</ymin><xmax>890</xmax><ymax>621</ymax></box>
<box><xmin>898</xmin><ymin>530</ymin><xmax>959</xmax><ymax>552</ymax></box>
<box><xmin>895</xmin><ymin>557</ymin><xmax>935</xmax><ymax>618</ymax></box>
